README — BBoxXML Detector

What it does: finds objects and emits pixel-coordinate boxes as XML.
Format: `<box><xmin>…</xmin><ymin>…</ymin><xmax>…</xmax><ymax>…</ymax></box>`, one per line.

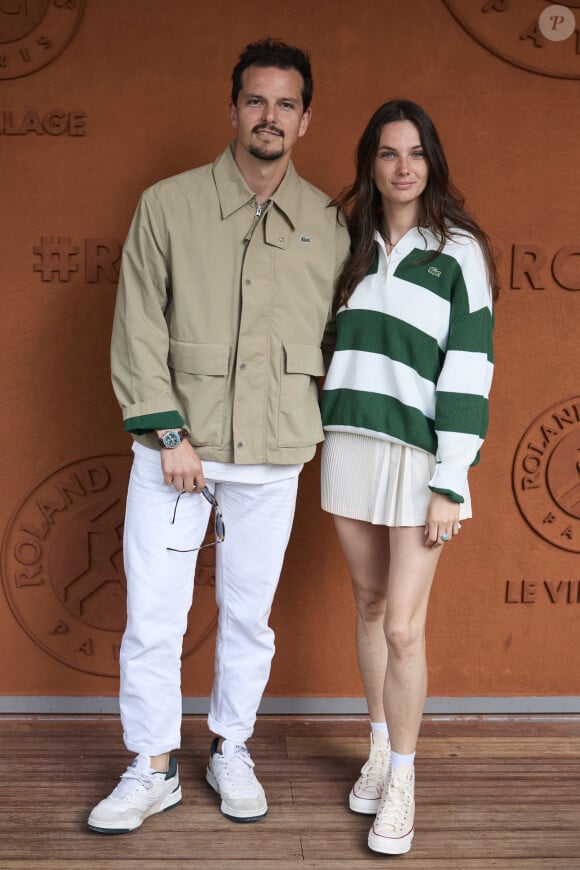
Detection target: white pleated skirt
<box><xmin>321</xmin><ymin>431</ymin><xmax>472</xmax><ymax>527</ymax></box>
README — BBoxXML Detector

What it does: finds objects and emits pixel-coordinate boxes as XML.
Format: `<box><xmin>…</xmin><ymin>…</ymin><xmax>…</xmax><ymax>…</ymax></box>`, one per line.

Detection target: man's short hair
<box><xmin>231</xmin><ymin>38</ymin><xmax>313</xmax><ymax>112</ymax></box>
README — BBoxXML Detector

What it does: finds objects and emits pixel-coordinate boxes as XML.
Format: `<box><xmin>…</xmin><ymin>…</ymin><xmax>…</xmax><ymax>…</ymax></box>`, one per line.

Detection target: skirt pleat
<box><xmin>321</xmin><ymin>431</ymin><xmax>472</xmax><ymax>527</ymax></box>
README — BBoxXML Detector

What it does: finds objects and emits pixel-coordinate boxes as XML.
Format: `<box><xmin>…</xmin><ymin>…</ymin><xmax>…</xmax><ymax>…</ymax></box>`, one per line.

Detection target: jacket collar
<box><xmin>213</xmin><ymin>143</ymin><xmax>300</xmax><ymax>228</ymax></box>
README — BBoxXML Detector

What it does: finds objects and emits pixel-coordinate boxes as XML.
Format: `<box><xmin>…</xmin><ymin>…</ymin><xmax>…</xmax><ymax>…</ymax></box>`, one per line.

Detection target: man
<box><xmin>88</xmin><ymin>38</ymin><xmax>348</xmax><ymax>833</ymax></box>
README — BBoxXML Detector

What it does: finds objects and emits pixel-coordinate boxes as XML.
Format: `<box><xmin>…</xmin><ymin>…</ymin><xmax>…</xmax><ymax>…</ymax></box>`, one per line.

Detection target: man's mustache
<box><xmin>252</xmin><ymin>123</ymin><xmax>284</xmax><ymax>137</ymax></box>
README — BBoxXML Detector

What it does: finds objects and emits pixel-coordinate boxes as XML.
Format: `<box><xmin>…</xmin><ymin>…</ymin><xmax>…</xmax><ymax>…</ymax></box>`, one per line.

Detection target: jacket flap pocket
<box><xmin>169</xmin><ymin>340</ymin><xmax>231</xmax><ymax>375</ymax></box>
<box><xmin>284</xmin><ymin>343</ymin><xmax>325</xmax><ymax>376</ymax></box>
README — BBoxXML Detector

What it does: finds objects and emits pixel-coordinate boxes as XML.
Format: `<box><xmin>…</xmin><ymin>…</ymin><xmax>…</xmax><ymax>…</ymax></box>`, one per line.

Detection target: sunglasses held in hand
<box><xmin>167</xmin><ymin>486</ymin><xmax>225</xmax><ymax>553</ymax></box>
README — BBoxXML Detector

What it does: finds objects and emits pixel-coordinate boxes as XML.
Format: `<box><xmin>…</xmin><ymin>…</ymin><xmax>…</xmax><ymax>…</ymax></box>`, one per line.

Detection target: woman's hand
<box><xmin>424</xmin><ymin>492</ymin><xmax>461</xmax><ymax>547</ymax></box>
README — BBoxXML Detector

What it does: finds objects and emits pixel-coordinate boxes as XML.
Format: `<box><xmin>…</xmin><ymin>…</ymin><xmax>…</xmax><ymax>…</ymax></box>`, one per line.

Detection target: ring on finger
<box><xmin>440</xmin><ymin>533</ymin><xmax>450</xmax><ymax>542</ymax></box>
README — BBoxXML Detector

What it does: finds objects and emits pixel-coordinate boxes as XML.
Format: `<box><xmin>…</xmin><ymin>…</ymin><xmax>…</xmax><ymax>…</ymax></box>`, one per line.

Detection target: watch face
<box><xmin>162</xmin><ymin>430</ymin><xmax>181</xmax><ymax>448</ymax></box>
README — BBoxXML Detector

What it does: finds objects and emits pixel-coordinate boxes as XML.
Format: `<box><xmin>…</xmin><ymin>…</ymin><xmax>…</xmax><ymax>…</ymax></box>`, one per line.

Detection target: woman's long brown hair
<box><xmin>333</xmin><ymin>99</ymin><xmax>499</xmax><ymax>310</ymax></box>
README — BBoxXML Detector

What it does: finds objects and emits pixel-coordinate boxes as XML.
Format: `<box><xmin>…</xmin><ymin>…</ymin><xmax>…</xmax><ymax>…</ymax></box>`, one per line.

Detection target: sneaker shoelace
<box><xmin>376</xmin><ymin>774</ymin><xmax>412</xmax><ymax>832</ymax></box>
<box><xmin>358</xmin><ymin>747</ymin><xmax>390</xmax><ymax>793</ymax></box>
<box><xmin>114</xmin><ymin>767</ymin><xmax>156</xmax><ymax>799</ymax></box>
<box><xmin>221</xmin><ymin>745</ymin><xmax>256</xmax><ymax>790</ymax></box>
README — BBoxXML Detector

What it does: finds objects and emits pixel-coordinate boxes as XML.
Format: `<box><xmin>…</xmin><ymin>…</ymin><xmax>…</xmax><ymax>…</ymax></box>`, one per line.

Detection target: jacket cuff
<box><xmin>428</xmin><ymin>463</ymin><xmax>467</xmax><ymax>504</ymax></box>
<box><xmin>124</xmin><ymin>410</ymin><xmax>184</xmax><ymax>435</ymax></box>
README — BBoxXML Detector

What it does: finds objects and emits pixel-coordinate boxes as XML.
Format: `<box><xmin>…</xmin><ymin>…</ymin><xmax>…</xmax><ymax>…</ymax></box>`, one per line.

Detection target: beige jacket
<box><xmin>111</xmin><ymin>145</ymin><xmax>349</xmax><ymax>464</ymax></box>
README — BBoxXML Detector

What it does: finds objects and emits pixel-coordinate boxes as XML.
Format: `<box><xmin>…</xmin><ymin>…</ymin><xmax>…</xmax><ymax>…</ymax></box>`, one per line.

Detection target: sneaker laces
<box><xmin>376</xmin><ymin>772</ymin><xmax>413</xmax><ymax>831</ymax></box>
<box><xmin>357</xmin><ymin>746</ymin><xmax>390</xmax><ymax>793</ymax></box>
<box><xmin>221</xmin><ymin>744</ymin><xmax>257</xmax><ymax>791</ymax></box>
<box><xmin>113</xmin><ymin>760</ymin><xmax>157</xmax><ymax>799</ymax></box>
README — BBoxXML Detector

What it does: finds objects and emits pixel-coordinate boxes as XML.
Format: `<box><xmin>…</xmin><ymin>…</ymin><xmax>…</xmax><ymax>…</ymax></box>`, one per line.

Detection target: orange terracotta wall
<box><xmin>1</xmin><ymin>0</ymin><xmax>579</xmax><ymax>703</ymax></box>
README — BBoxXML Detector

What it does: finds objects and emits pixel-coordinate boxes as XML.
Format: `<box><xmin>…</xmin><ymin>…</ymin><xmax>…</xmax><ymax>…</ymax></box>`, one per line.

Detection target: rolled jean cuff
<box><xmin>207</xmin><ymin>713</ymin><xmax>254</xmax><ymax>745</ymax></box>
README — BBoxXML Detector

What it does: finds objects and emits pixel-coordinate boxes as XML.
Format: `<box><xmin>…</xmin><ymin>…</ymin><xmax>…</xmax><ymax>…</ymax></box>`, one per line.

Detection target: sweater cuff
<box><xmin>124</xmin><ymin>410</ymin><xmax>184</xmax><ymax>435</ymax></box>
<box><xmin>428</xmin><ymin>463</ymin><xmax>467</xmax><ymax>504</ymax></box>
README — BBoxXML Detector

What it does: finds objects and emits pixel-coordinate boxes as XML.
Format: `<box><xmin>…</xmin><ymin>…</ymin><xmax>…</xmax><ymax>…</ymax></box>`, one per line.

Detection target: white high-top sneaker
<box><xmin>349</xmin><ymin>730</ymin><xmax>392</xmax><ymax>814</ymax></box>
<box><xmin>368</xmin><ymin>763</ymin><xmax>415</xmax><ymax>855</ymax></box>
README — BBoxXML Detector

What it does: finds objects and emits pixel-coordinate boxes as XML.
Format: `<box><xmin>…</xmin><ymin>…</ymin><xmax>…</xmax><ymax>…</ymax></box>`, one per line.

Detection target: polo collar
<box><xmin>367</xmin><ymin>227</ymin><xmax>439</xmax><ymax>275</ymax></box>
<box><xmin>373</xmin><ymin>226</ymin><xmax>438</xmax><ymax>253</ymax></box>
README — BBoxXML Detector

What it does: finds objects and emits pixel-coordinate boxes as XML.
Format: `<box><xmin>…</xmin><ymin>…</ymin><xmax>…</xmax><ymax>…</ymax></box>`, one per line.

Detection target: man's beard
<box><xmin>249</xmin><ymin>125</ymin><xmax>285</xmax><ymax>161</ymax></box>
<box><xmin>248</xmin><ymin>143</ymin><xmax>285</xmax><ymax>161</ymax></box>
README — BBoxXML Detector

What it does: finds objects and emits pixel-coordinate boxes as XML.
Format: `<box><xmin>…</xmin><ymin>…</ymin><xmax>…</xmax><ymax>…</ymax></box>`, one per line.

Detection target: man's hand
<box><xmin>424</xmin><ymin>492</ymin><xmax>461</xmax><ymax>548</ymax></box>
<box><xmin>158</xmin><ymin>438</ymin><xmax>205</xmax><ymax>492</ymax></box>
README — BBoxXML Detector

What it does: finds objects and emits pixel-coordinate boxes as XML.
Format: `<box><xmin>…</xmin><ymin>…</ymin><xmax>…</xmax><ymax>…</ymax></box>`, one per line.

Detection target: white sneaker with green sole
<box><xmin>206</xmin><ymin>737</ymin><xmax>267</xmax><ymax>822</ymax></box>
<box><xmin>88</xmin><ymin>754</ymin><xmax>182</xmax><ymax>834</ymax></box>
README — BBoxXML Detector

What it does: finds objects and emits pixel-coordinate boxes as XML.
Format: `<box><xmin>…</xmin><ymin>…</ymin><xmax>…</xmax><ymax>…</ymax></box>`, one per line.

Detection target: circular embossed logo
<box><xmin>1</xmin><ymin>456</ymin><xmax>217</xmax><ymax>676</ymax></box>
<box><xmin>512</xmin><ymin>397</ymin><xmax>580</xmax><ymax>552</ymax></box>
<box><xmin>0</xmin><ymin>0</ymin><xmax>85</xmax><ymax>81</ymax></box>
<box><xmin>443</xmin><ymin>0</ymin><xmax>580</xmax><ymax>80</ymax></box>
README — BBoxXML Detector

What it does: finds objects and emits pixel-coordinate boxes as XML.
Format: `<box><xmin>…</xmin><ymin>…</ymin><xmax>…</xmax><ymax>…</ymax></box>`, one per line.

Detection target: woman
<box><xmin>321</xmin><ymin>100</ymin><xmax>498</xmax><ymax>856</ymax></box>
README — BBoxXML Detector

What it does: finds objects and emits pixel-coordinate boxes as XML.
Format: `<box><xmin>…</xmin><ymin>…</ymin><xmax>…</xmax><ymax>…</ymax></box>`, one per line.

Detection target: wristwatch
<box><xmin>158</xmin><ymin>429</ymin><xmax>188</xmax><ymax>449</ymax></box>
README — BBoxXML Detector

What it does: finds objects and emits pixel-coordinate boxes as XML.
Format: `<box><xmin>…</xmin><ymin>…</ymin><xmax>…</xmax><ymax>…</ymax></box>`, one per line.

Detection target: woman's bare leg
<box><xmin>383</xmin><ymin>526</ymin><xmax>443</xmax><ymax>754</ymax></box>
<box><xmin>332</xmin><ymin>516</ymin><xmax>390</xmax><ymax>723</ymax></box>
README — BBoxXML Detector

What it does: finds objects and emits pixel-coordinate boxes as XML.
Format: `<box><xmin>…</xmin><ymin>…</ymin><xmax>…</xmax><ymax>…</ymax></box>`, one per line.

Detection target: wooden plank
<box><xmin>0</xmin><ymin>830</ymin><xmax>305</xmax><ymax>862</ymax></box>
<box><xmin>1</xmin><ymin>715</ymin><xmax>579</xmax><ymax>867</ymax></box>
<box><xmin>1</xmin><ymin>803</ymin><xmax>578</xmax><ymax>831</ymax></box>
<box><xmin>0</xmin><ymin>862</ymin><xmax>576</xmax><ymax>870</ymax></box>
<box><xmin>300</xmin><ymin>829</ymin><xmax>580</xmax><ymax>861</ymax></box>
<box><xmin>286</xmin><ymin>735</ymin><xmax>580</xmax><ymax>758</ymax></box>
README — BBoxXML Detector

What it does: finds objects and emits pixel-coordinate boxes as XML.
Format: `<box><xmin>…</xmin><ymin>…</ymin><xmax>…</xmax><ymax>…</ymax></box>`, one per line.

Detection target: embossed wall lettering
<box><xmin>0</xmin><ymin>0</ymin><xmax>85</xmax><ymax>80</ymax></box>
<box><xmin>505</xmin><ymin>579</ymin><xmax>580</xmax><ymax>603</ymax></box>
<box><xmin>505</xmin><ymin>244</ymin><xmax>580</xmax><ymax>290</ymax></box>
<box><xmin>511</xmin><ymin>245</ymin><xmax>547</xmax><ymax>289</ymax></box>
<box><xmin>512</xmin><ymin>397</ymin><xmax>580</xmax><ymax>553</ymax></box>
<box><xmin>552</xmin><ymin>246</ymin><xmax>580</xmax><ymax>290</ymax></box>
<box><xmin>32</xmin><ymin>237</ymin><xmax>121</xmax><ymax>283</ymax></box>
<box><xmin>1</xmin><ymin>456</ymin><xmax>218</xmax><ymax>676</ymax></box>
<box><xmin>0</xmin><ymin>109</ymin><xmax>86</xmax><ymax>135</ymax></box>
<box><xmin>443</xmin><ymin>0</ymin><xmax>580</xmax><ymax>79</ymax></box>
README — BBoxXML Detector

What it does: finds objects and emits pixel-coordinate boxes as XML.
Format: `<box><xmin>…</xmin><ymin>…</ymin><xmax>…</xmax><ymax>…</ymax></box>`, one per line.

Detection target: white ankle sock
<box><xmin>391</xmin><ymin>750</ymin><xmax>415</xmax><ymax>770</ymax></box>
<box><xmin>370</xmin><ymin>721</ymin><xmax>389</xmax><ymax>741</ymax></box>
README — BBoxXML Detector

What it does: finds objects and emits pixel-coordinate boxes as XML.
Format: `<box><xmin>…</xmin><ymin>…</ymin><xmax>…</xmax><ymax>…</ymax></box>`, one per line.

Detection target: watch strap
<box><xmin>158</xmin><ymin>428</ymin><xmax>188</xmax><ymax>449</ymax></box>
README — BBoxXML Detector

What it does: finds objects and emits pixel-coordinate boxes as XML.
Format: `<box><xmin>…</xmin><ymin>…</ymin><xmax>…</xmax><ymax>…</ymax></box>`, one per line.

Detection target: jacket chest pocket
<box><xmin>278</xmin><ymin>343</ymin><xmax>325</xmax><ymax>448</ymax></box>
<box><xmin>168</xmin><ymin>340</ymin><xmax>231</xmax><ymax>447</ymax></box>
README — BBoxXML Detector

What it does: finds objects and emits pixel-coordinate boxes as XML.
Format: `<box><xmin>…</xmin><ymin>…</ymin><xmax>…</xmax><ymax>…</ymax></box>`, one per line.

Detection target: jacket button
<box><xmin>239</xmin><ymin>363</ymin><xmax>246</xmax><ymax>371</ymax></box>
<box><xmin>245</xmin><ymin>278</ymin><xmax>252</xmax><ymax>286</ymax></box>
<box><xmin>279</xmin><ymin>236</ymin><xmax>285</xmax><ymax>242</ymax></box>
<box><xmin>237</xmin><ymin>441</ymin><xmax>244</xmax><ymax>449</ymax></box>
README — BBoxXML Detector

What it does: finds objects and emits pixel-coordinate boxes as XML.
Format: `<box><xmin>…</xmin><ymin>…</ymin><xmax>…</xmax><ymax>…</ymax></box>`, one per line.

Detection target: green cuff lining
<box><xmin>124</xmin><ymin>410</ymin><xmax>184</xmax><ymax>435</ymax></box>
<box><xmin>429</xmin><ymin>486</ymin><xmax>464</xmax><ymax>504</ymax></box>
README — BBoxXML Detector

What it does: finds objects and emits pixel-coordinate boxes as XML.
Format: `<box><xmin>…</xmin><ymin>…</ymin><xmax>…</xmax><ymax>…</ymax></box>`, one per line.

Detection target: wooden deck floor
<box><xmin>0</xmin><ymin>714</ymin><xmax>579</xmax><ymax>868</ymax></box>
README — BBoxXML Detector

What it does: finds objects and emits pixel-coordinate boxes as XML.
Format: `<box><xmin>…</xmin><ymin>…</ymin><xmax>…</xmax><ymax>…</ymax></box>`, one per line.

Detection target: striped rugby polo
<box><xmin>321</xmin><ymin>227</ymin><xmax>494</xmax><ymax>503</ymax></box>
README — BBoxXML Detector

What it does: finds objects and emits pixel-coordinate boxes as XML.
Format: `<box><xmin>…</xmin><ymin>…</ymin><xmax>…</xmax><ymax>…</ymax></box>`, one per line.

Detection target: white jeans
<box><xmin>120</xmin><ymin>444</ymin><xmax>299</xmax><ymax>754</ymax></box>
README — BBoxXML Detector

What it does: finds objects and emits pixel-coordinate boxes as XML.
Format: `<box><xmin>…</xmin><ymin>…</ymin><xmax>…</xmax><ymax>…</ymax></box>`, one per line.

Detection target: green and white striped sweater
<box><xmin>321</xmin><ymin>227</ymin><xmax>494</xmax><ymax>503</ymax></box>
